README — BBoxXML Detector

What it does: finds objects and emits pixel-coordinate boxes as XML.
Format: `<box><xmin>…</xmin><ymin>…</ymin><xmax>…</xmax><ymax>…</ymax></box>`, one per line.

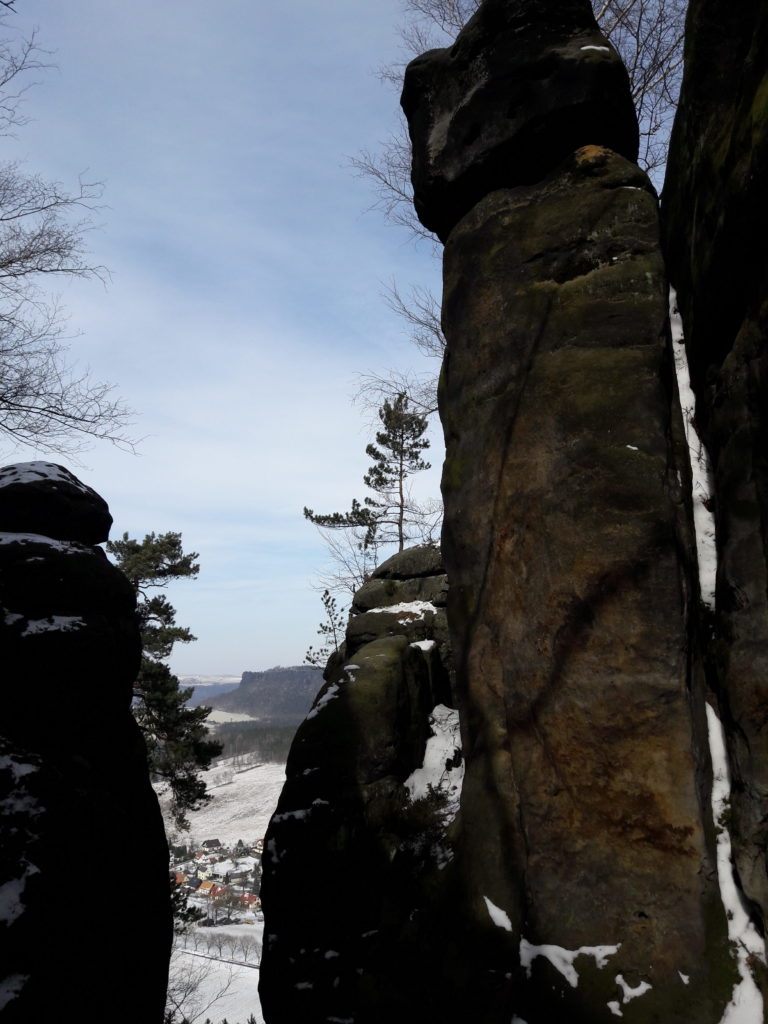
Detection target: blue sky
<box><xmin>3</xmin><ymin>0</ymin><xmax>445</xmax><ymax>674</ymax></box>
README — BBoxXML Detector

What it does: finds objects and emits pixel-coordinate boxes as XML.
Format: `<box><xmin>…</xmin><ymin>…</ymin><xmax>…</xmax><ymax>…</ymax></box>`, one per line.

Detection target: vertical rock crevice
<box><xmin>662</xmin><ymin>0</ymin><xmax>768</xmax><ymax>931</ymax></box>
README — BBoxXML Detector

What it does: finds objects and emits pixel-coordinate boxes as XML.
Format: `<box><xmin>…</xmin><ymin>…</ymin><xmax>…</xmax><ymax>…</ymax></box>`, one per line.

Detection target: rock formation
<box><xmin>401</xmin><ymin>0</ymin><xmax>639</xmax><ymax>242</ymax></box>
<box><xmin>399</xmin><ymin>0</ymin><xmax>738</xmax><ymax>1018</ymax></box>
<box><xmin>0</xmin><ymin>462</ymin><xmax>171</xmax><ymax>1023</ymax></box>
<box><xmin>261</xmin><ymin>0</ymin><xmax>768</xmax><ymax>1021</ymax></box>
<box><xmin>662</xmin><ymin>0</ymin><xmax>768</xmax><ymax>924</ymax></box>
<box><xmin>259</xmin><ymin>546</ymin><xmax>461</xmax><ymax>1023</ymax></box>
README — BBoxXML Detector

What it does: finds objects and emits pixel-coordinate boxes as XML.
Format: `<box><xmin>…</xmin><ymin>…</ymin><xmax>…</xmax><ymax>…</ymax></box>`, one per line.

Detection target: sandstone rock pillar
<box><xmin>404</xmin><ymin>1</ymin><xmax>734</xmax><ymax>1019</ymax></box>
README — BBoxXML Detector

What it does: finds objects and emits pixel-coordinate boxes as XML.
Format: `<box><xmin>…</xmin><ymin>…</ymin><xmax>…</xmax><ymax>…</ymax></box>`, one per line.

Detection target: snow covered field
<box><xmin>169</xmin><ymin>948</ymin><xmax>263</xmax><ymax>1024</ymax></box>
<box><xmin>164</xmin><ymin>760</ymin><xmax>286</xmax><ymax>847</ymax></box>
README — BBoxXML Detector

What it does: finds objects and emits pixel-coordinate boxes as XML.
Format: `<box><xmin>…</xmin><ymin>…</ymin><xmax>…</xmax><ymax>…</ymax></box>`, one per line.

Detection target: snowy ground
<box><xmin>205</xmin><ymin>708</ymin><xmax>259</xmax><ymax>724</ymax></box>
<box><xmin>164</xmin><ymin>760</ymin><xmax>286</xmax><ymax>846</ymax></box>
<box><xmin>169</xmin><ymin>948</ymin><xmax>263</xmax><ymax>1024</ymax></box>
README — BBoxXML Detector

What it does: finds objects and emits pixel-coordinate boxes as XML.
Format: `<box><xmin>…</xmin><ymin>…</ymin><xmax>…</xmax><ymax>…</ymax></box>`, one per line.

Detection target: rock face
<box><xmin>259</xmin><ymin>547</ymin><xmax>462</xmax><ymax>1023</ymax></box>
<box><xmin>437</xmin><ymin>144</ymin><xmax>729</xmax><ymax>1021</ymax></box>
<box><xmin>0</xmin><ymin>462</ymin><xmax>171</xmax><ymax>1023</ymax></box>
<box><xmin>401</xmin><ymin>0</ymin><xmax>738</xmax><ymax>1019</ymax></box>
<box><xmin>662</xmin><ymin>0</ymin><xmax>768</xmax><ymax>922</ymax></box>
<box><xmin>401</xmin><ymin>0</ymin><xmax>638</xmax><ymax>241</ymax></box>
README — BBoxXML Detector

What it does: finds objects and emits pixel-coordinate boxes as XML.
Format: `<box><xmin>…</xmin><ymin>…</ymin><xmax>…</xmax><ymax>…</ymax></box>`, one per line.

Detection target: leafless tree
<box><xmin>596</xmin><ymin>0</ymin><xmax>687</xmax><ymax>172</ymax></box>
<box><xmin>237</xmin><ymin>935</ymin><xmax>261</xmax><ymax>964</ymax></box>
<box><xmin>311</xmin><ymin>526</ymin><xmax>380</xmax><ymax>598</ymax></box>
<box><xmin>0</xmin><ymin>16</ymin><xmax>135</xmax><ymax>456</ymax></box>
<box><xmin>354</xmin><ymin>280</ymin><xmax>445</xmax><ymax>425</ymax></box>
<box><xmin>165</xmin><ymin>949</ymin><xmax>235</xmax><ymax>1024</ymax></box>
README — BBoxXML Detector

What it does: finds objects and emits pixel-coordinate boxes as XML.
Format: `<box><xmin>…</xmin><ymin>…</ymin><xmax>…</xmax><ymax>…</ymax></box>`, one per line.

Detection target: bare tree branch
<box><xmin>165</xmin><ymin>948</ymin><xmax>235</xmax><ymax>1024</ymax></box>
<box><xmin>382</xmin><ymin>280</ymin><xmax>445</xmax><ymax>360</ymax></box>
<box><xmin>354</xmin><ymin>366</ymin><xmax>439</xmax><ymax>421</ymax></box>
<box><xmin>0</xmin><ymin>16</ymin><xmax>136</xmax><ymax>457</ymax></box>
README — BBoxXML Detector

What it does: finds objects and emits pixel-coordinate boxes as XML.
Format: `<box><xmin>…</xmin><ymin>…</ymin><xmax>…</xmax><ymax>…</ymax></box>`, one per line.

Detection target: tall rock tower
<box><xmin>402</xmin><ymin>0</ymin><xmax>735</xmax><ymax>1020</ymax></box>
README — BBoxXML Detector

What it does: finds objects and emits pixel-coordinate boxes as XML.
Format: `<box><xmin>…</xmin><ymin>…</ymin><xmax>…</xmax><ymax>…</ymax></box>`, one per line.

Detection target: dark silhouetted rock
<box><xmin>0</xmin><ymin>462</ymin><xmax>170</xmax><ymax>1023</ymax></box>
<box><xmin>401</xmin><ymin>0</ymin><xmax>638</xmax><ymax>241</ymax></box>
<box><xmin>662</xmin><ymin>0</ymin><xmax>768</xmax><ymax>922</ymax></box>
<box><xmin>0</xmin><ymin>461</ymin><xmax>112</xmax><ymax>544</ymax></box>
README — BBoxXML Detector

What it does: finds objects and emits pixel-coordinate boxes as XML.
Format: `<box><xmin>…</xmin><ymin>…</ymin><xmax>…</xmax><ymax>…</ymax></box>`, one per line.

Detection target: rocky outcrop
<box><xmin>401</xmin><ymin>0</ymin><xmax>638</xmax><ymax>241</ymax></box>
<box><xmin>0</xmin><ymin>462</ymin><xmax>171</xmax><ymax>1023</ymax></box>
<box><xmin>259</xmin><ymin>547</ymin><xmax>462</xmax><ymax>1023</ymax></box>
<box><xmin>662</xmin><ymin>0</ymin><xmax>768</xmax><ymax>923</ymax></box>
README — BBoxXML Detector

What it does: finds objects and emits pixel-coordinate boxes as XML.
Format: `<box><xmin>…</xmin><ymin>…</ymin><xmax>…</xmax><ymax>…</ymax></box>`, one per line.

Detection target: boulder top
<box><xmin>0</xmin><ymin>461</ymin><xmax>112</xmax><ymax>545</ymax></box>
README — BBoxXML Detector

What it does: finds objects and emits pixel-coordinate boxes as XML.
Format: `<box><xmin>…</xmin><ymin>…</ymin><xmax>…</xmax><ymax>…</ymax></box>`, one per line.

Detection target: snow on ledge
<box><xmin>305</xmin><ymin>682</ymin><xmax>340</xmax><ymax>721</ymax></box>
<box><xmin>0</xmin><ymin>462</ymin><xmax>88</xmax><ymax>491</ymax></box>
<box><xmin>0</xmin><ymin>532</ymin><xmax>86</xmax><ymax>553</ymax></box>
<box><xmin>519</xmin><ymin>938</ymin><xmax>620</xmax><ymax>988</ymax></box>
<box><xmin>20</xmin><ymin>615</ymin><xmax>86</xmax><ymax>637</ymax></box>
<box><xmin>410</xmin><ymin>639</ymin><xmax>436</xmax><ymax>652</ymax></box>
<box><xmin>366</xmin><ymin>600</ymin><xmax>437</xmax><ymax>620</ymax></box>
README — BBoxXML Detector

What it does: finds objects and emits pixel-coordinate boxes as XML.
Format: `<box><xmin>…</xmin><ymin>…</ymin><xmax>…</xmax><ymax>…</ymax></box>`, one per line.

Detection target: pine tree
<box><xmin>106</xmin><ymin>531</ymin><xmax>222</xmax><ymax>831</ymax></box>
<box><xmin>304</xmin><ymin>589</ymin><xmax>347</xmax><ymax>666</ymax></box>
<box><xmin>304</xmin><ymin>393</ymin><xmax>432</xmax><ymax>553</ymax></box>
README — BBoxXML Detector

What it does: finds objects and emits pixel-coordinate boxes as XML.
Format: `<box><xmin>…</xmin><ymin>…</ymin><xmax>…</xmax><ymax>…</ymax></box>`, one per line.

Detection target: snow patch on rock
<box><xmin>0</xmin><ymin>974</ymin><xmax>28</xmax><ymax>1011</ymax></box>
<box><xmin>0</xmin><ymin>462</ymin><xmax>89</xmax><ymax>491</ymax></box>
<box><xmin>519</xmin><ymin>938</ymin><xmax>620</xmax><ymax>988</ymax></box>
<box><xmin>483</xmin><ymin>895</ymin><xmax>513</xmax><ymax>931</ymax></box>
<box><xmin>20</xmin><ymin>615</ymin><xmax>86</xmax><ymax>637</ymax></box>
<box><xmin>404</xmin><ymin>704</ymin><xmax>463</xmax><ymax>820</ymax></box>
<box><xmin>410</xmin><ymin>639</ymin><xmax>436</xmax><ymax>652</ymax></box>
<box><xmin>706</xmin><ymin>702</ymin><xmax>765</xmax><ymax>1023</ymax></box>
<box><xmin>669</xmin><ymin>286</ymin><xmax>717</xmax><ymax>609</ymax></box>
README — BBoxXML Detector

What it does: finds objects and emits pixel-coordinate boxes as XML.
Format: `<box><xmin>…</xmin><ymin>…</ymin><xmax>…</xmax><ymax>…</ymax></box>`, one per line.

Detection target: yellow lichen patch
<box><xmin>574</xmin><ymin>144</ymin><xmax>611</xmax><ymax>166</ymax></box>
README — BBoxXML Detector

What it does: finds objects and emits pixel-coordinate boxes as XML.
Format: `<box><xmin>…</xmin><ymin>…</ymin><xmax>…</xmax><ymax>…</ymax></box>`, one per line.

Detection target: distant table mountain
<box><xmin>202</xmin><ymin>665</ymin><xmax>324</xmax><ymax>725</ymax></box>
